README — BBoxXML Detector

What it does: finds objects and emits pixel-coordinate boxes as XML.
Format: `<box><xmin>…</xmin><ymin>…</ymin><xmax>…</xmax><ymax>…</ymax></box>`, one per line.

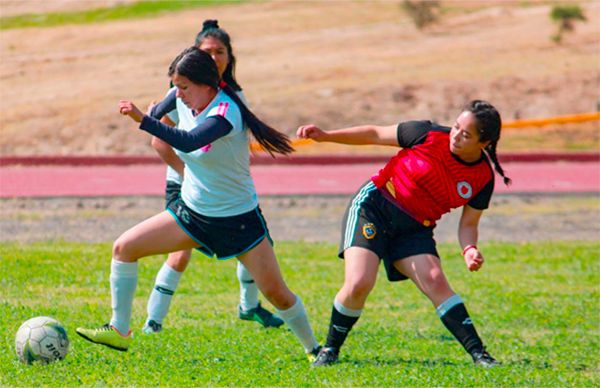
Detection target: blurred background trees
<box><xmin>550</xmin><ymin>4</ymin><xmax>587</xmax><ymax>43</ymax></box>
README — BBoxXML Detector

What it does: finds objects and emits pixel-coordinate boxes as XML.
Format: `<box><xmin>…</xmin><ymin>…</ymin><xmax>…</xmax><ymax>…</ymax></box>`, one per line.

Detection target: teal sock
<box><xmin>324</xmin><ymin>299</ymin><xmax>362</xmax><ymax>351</ymax></box>
<box><xmin>437</xmin><ymin>294</ymin><xmax>484</xmax><ymax>355</ymax></box>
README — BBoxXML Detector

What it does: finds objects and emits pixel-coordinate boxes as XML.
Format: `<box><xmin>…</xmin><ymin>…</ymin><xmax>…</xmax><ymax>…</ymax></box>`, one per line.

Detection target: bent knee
<box><xmin>343</xmin><ymin>277</ymin><xmax>376</xmax><ymax>300</ymax></box>
<box><xmin>112</xmin><ymin>234</ymin><xmax>136</xmax><ymax>262</ymax></box>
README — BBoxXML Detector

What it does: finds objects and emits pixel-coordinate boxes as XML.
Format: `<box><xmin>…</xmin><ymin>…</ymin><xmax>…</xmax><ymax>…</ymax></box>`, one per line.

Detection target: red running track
<box><xmin>1</xmin><ymin>161</ymin><xmax>598</xmax><ymax>198</ymax></box>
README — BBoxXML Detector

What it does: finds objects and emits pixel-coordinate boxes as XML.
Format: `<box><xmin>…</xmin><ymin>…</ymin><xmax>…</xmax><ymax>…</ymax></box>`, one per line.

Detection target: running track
<box><xmin>1</xmin><ymin>155</ymin><xmax>598</xmax><ymax>197</ymax></box>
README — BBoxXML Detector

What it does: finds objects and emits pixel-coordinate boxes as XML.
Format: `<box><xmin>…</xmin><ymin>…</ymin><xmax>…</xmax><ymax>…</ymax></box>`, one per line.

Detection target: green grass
<box><xmin>0</xmin><ymin>241</ymin><xmax>598</xmax><ymax>386</ymax></box>
<box><xmin>0</xmin><ymin>0</ymin><xmax>241</xmax><ymax>30</ymax></box>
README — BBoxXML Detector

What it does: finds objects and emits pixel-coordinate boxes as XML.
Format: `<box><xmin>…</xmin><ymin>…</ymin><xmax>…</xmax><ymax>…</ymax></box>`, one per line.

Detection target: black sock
<box><xmin>324</xmin><ymin>305</ymin><xmax>360</xmax><ymax>352</ymax></box>
<box><xmin>439</xmin><ymin>303</ymin><xmax>483</xmax><ymax>355</ymax></box>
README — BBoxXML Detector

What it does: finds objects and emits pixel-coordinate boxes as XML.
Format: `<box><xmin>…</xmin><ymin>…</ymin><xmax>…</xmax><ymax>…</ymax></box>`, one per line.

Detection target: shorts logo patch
<box><xmin>176</xmin><ymin>205</ymin><xmax>191</xmax><ymax>224</ymax></box>
<box><xmin>457</xmin><ymin>181</ymin><xmax>473</xmax><ymax>199</ymax></box>
<box><xmin>362</xmin><ymin>223</ymin><xmax>377</xmax><ymax>239</ymax></box>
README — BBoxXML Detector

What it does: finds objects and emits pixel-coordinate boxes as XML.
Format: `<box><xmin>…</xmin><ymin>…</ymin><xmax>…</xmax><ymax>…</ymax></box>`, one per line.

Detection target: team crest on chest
<box><xmin>457</xmin><ymin>181</ymin><xmax>473</xmax><ymax>199</ymax></box>
<box><xmin>362</xmin><ymin>223</ymin><xmax>377</xmax><ymax>239</ymax></box>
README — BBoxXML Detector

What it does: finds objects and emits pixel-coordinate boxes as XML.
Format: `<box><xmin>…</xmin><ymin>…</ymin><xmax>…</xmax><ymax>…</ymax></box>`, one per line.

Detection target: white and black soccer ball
<box><xmin>15</xmin><ymin>316</ymin><xmax>69</xmax><ymax>365</ymax></box>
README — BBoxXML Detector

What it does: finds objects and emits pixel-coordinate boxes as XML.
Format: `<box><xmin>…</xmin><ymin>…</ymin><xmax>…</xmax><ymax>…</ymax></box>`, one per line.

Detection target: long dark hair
<box><xmin>195</xmin><ymin>19</ymin><xmax>242</xmax><ymax>92</ymax></box>
<box><xmin>169</xmin><ymin>47</ymin><xmax>293</xmax><ymax>156</ymax></box>
<box><xmin>465</xmin><ymin>100</ymin><xmax>511</xmax><ymax>186</ymax></box>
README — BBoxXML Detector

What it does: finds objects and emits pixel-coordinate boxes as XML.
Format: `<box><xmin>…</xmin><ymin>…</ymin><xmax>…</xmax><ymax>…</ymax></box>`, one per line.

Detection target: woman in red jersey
<box><xmin>297</xmin><ymin>100</ymin><xmax>510</xmax><ymax>368</ymax></box>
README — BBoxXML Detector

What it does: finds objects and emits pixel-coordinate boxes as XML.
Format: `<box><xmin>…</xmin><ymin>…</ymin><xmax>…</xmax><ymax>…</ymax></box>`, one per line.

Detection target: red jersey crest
<box><xmin>372</xmin><ymin>131</ymin><xmax>493</xmax><ymax>225</ymax></box>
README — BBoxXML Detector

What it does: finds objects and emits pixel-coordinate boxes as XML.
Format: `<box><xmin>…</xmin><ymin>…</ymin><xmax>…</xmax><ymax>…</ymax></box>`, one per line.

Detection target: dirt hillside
<box><xmin>1</xmin><ymin>1</ymin><xmax>598</xmax><ymax>156</ymax></box>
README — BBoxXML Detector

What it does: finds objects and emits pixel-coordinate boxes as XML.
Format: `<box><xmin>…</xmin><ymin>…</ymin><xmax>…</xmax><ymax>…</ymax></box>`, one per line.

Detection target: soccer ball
<box><xmin>15</xmin><ymin>316</ymin><xmax>69</xmax><ymax>365</ymax></box>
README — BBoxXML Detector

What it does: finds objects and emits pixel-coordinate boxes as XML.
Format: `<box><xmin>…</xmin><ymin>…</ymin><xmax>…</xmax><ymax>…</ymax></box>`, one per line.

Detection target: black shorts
<box><xmin>167</xmin><ymin>197</ymin><xmax>272</xmax><ymax>260</ymax></box>
<box><xmin>165</xmin><ymin>180</ymin><xmax>182</xmax><ymax>209</ymax></box>
<box><xmin>339</xmin><ymin>181</ymin><xmax>439</xmax><ymax>282</ymax></box>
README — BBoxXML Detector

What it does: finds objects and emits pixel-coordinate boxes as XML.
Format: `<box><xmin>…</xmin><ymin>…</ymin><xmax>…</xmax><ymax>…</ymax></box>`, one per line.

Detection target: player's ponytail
<box><xmin>220</xmin><ymin>80</ymin><xmax>294</xmax><ymax>157</ymax></box>
<box><xmin>169</xmin><ymin>47</ymin><xmax>293</xmax><ymax>157</ymax></box>
<box><xmin>465</xmin><ymin>100</ymin><xmax>512</xmax><ymax>186</ymax></box>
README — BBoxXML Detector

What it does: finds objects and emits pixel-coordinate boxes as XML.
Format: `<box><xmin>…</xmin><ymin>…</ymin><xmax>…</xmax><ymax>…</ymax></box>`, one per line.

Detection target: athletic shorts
<box><xmin>165</xmin><ymin>180</ymin><xmax>182</xmax><ymax>209</ymax></box>
<box><xmin>167</xmin><ymin>197</ymin><xmax>272</xmax><ymax>260</ymax></box>
<box><xmin>338</xmin><ymin>181</ymin><xmax>438</xmax><ymax>282</ymax></box>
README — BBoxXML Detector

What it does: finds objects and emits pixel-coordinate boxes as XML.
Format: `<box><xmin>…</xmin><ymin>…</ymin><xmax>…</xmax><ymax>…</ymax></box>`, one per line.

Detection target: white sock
<box><xmin>276</xmin><ymin>295</ymin><xmax>319</xmax><ymax>353</ymax></box>
<box><xmin>237</xmin><ymin>261</ymin><xmax>259</xmax><ymax>311</ymax></box>
<box><xmin>109</xmin><ymin>259</ymin><xmax>138</xmax><ymax>335</ymax></box>
<box><xmin>146</xmin><ymin>263</ymin><xmax>183</xmax><ymax>324</ymax></box>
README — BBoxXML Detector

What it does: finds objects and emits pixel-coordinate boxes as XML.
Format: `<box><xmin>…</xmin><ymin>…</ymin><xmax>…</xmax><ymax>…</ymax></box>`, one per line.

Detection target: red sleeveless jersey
<box><xmin>371</xmin><ymin>130</ymin><xmax>493</xmax><ymax>226</ymax></box>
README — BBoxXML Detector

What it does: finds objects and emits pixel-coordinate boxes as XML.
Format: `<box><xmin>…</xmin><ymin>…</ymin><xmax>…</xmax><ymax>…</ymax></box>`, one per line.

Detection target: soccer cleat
<box><xmin>76</xmin><ymin>324</ymin><xmax>132</xmax><ymax>351</ymax></box>
<box><xmin>311</xmin><ymin>347</ymin><xmax>339</xmax><ymax>367</ymax></box>
<box><xmin>472</xmin><ymin>348</ymin><xmax>500</xmax><ymax>367</ymax></box>
<box><xmin>141</xmin><ymin>320</ymin><xmax>162</xmax><ymax>334</ymax></box>
<box><xmin>306</xmin><ymin>345</ymin><xmax>322</xmax><ymax>363</ymax></box>
<box><xmin>238</xmin><ymin>303</ymin><xmax>284</xmax><ymax>328</ymax></box>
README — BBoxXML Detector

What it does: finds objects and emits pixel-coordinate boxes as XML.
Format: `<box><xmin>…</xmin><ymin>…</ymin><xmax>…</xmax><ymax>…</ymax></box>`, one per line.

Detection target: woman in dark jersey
<box><xmin>297</xmin><ymin>100</ymin><xmax>510</xmax><ymax>368</ymax></box>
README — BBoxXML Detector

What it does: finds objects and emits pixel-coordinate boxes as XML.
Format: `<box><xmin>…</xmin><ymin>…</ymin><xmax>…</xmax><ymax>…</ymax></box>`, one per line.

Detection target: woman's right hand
<box><xmin>118</xmin><ymin>100</ymin><xmax>144</xmax><ymax>123</ymax></box>
<box><xmin>296</xmin><ymin>124</ymin><xmax>326</xmax><ymax>142</ymax></box>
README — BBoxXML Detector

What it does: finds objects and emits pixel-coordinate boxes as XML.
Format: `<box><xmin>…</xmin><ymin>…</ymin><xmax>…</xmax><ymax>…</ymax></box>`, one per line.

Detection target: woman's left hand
<box><xmin>118</xmin><ymin>100</ymin><xmax>144</xmax><ymax>123</ymax></box>
<box><xmin>464</xmin><ymin>247</ymin><xmax>484</xmax><ymax>272</ymax></box>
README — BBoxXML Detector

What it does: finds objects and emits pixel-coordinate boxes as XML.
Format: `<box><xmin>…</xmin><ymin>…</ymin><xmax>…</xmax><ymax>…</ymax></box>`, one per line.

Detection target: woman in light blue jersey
<box><xmin>144</xmin><ymin>20</ymin><xmax>283</xmax><ymax>335</ymax></box>
<box><xmin>76</xmin><ymin>47</ymin><xmax>321</xmax><ymax>361</ymax></box>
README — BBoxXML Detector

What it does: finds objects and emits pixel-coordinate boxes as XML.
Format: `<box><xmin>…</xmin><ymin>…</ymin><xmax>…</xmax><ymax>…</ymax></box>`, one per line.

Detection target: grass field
<box><xmin>0</xmin><ymin>0</ymin><xmax>239</xmax><ymax>30</ymax></box>
<box><xmin>0</xmin><ymin>241</ymin><xmax>598</xmax><ymax>386</ymax></box>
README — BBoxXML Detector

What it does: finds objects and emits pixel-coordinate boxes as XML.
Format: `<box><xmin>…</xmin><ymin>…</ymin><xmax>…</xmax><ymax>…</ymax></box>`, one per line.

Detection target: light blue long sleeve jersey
<box><xmin>169</xmin><ymin>89</ymin><xmax>257</xmax><ymax>217</ymax></box>
<box><xmin>164</xmin><ymin>88</ymin><xmax>247</xmax><ymax>185</ymax></box>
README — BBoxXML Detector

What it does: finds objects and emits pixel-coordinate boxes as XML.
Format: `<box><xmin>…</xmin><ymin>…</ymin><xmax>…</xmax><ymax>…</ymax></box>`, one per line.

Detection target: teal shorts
<box><xmin>167</xmin><ymin>197</ymin><xmax>272</xmax><ymax>260</ymax></box>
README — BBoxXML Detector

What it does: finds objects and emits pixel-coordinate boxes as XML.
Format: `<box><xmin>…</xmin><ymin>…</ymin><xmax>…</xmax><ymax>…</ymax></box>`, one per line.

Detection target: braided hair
<box><xmin>195</xmin><ymin>19</ymin><xmax>242</xmax><ymax>92</ymax></box>
<box><xmin>465</xmin><ymin>100</ymin><xmax>512</xmax><ymax>186</ymax></box>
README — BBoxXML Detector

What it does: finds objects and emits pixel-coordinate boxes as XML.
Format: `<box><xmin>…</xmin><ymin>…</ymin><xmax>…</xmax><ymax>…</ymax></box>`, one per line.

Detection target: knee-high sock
<box><xmin>146</xmin><ymin>263</ymin><xmax>183</xmax><ymax>324</ymax></box>
<box><xmin>109</xmin><ymin>259</ymin><xmax>138</xmax><ymax>335</ymax></box>
<box><xmin>324</xmin><ymin>298</ymin><xmax>362</xmax><ymax>351</ymax></box>
<box><xmin>237</xmin><ymin>261</ymin><xmax>259</xmax><ymax>311</ymax></box>
<box><xmin>276</xmin><ymin>295</ymin><xmax>319</xmax><ymax>353</ymax></box>
<box><xmin>437</xmin><ymin>294</ymin><xmax>484</xmax><ymax>354</ymax></box>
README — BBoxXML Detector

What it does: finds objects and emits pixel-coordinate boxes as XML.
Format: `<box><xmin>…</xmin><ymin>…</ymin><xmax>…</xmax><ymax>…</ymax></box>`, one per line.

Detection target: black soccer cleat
<box><xmin>471</xmin><ymin>348</ymin><xmax>500</xmax><ymax>368</ymax></box>
<box><xmin>306</xmin><ymin>345</ymin><xmax>322</xmax><ymax>363</ymax></box>
<box><xmin>311</xmin><ymin>346</ymin><xmax>339</xmax><ymax>367</ymax></box>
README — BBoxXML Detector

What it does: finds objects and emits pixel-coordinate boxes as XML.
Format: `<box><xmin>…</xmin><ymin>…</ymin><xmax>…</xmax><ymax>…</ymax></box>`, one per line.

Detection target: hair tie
<box><xmin>219</xmin><ymin>80</ymin><xmax>228</xmax><ymax>89</ymax></box>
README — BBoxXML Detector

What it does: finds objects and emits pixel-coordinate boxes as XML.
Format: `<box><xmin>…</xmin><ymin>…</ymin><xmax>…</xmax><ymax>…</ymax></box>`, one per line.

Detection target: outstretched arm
<box><xmin>458</xmin><ymin>205</ymin><xmax>485</xmax><ymax>272</ymax></box>
<box><xmin>296</xmin><ymin>124</ymin><xmax>399</xmax><ymax>146</ymax></box>
<box><xmin>119</xmin><ymin>100</ymin><xmax>232</xmax><ymax>153</ymax></box>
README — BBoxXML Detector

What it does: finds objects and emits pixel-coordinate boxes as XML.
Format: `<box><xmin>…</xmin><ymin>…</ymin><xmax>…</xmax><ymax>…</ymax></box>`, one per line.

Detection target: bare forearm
<box><xmin>297</xmin><ymin>124</ymin><xmax>398</xmax><ymax>146</ymax></box>
<box><xmin>152</xmin><ymin>136</ymin><xmax>184</xmax><ymax>176</ymax></box>
<box><xmin>320</xmin><ymin>125</ymin><xmax>384</xmax><ymax>145</ymax></box>
<box><xmin>458</xmin><ymin>225</ymin><xmax>479</xmax><ymax>248</ymax></box>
